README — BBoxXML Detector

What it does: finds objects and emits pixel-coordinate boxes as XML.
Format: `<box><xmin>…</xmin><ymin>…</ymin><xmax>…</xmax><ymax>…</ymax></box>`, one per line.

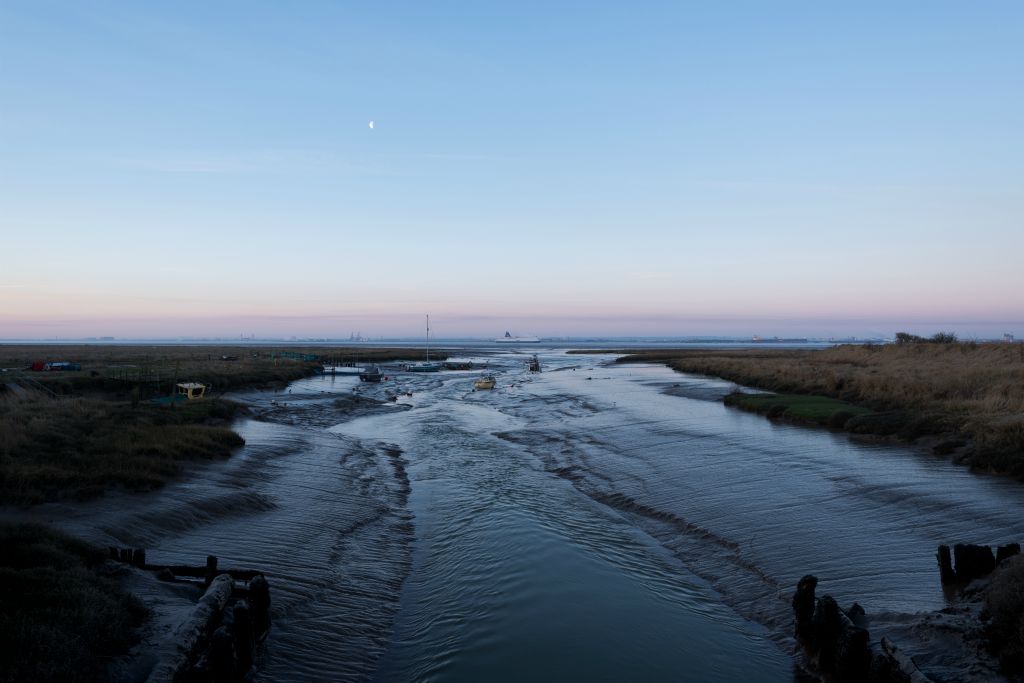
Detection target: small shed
<box><xmin>175</xmin><ymin>382</ymin><xmax>208</xmax><ymax>400</ymax></box>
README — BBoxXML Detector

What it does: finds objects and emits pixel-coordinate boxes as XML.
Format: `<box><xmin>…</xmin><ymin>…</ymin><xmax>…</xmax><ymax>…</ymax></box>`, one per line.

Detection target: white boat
<box><xmin>494</xmin><ymin>331</ymin><xmax>540</xmax><ymax>343</ymax></box>
<box><xmin>323</xmin><ymin>365</ymin><xmax>363</xmax><ymax>375</ymax></box>
<box><xmin>473</xmin><ymin>375</ymin><xmax>496</xmax><ymax>390</ymax></box>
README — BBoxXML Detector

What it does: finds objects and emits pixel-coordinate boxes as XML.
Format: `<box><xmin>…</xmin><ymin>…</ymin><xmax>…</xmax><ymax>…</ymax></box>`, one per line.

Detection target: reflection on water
<box><xmin>51</xmin><ymin>350</ymin><xmax>1024</xmax><ymax>681</ymax></box>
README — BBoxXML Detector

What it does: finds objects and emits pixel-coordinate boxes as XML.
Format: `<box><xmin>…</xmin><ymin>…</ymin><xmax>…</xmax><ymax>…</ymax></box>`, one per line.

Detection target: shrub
<box><xmin>930</xmin><ymin>332</ymin><xmax>958</xmax><ymax>344</ymax></box>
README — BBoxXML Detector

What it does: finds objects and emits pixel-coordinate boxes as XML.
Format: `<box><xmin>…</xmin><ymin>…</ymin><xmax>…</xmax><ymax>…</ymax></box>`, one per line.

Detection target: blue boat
<box><xmin>405</xmin><ymin>362</ymin><xmax>442</xmax><ymax>373</ymax></box>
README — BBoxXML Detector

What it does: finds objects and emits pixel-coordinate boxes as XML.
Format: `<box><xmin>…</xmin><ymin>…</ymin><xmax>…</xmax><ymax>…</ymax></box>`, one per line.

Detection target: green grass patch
<box><xmin>724</xmin><ymin>392</ymin><xmax>875</xmax><ymax>427</ymax></box>
<box><xmin>0</xmin><ymin>522</ymin><xmax>147</xmax><ymax>682</ymax></box>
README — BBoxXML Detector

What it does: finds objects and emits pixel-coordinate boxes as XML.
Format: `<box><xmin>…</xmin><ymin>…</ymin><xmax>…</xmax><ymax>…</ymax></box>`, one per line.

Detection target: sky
<box><xmin>1</xmin><ymin>1</ymin><xmax>1022</xmax><ymax>340</ymax></box>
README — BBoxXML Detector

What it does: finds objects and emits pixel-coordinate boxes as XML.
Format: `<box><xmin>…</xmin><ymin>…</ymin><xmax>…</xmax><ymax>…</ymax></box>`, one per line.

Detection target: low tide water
<box><xmin>53</xmin><ymin>349</ymin><xmax>1024</xmax><ymax>681</ymax></box>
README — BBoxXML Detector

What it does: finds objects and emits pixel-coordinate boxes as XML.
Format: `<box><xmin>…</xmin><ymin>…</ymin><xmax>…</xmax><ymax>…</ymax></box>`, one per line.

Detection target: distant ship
<box><xmin>495</xmin><ymin>331</ymin><xmax>540</xmax><ymax>343</ymax></box>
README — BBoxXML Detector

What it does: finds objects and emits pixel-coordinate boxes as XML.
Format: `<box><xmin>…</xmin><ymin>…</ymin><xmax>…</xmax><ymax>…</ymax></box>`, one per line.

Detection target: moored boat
<box><xmin>405</xmin><ymin>362</ymin><xmax>442</xmax><ymax>373</ymax></box>
<box><xmin>473</xmin><ymin>375</ymin><xmax>496</xmax><ymax>390</ymax></box>
<box><xmin>406</xmin><ymin>314</ymin><xmax>442</xmax><ymax>372</ymax></box>
<box><xmin>323</xmin><ymin>364</ymin><xmax>363</xmax><ymax>375</ymax></box>
<box><xmin>359</xmin><ymin>366</ymin><xmax>383</xmax><ymax>382</ymax></box>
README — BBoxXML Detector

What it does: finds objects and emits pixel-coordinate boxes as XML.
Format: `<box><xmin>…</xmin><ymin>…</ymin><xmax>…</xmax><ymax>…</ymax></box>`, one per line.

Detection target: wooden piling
<box><xmin>937</xmin><ymin>545</ymin><xmax>956</xmax><ymax>584</ymax></box>
<box><xmin>205</xmin><ymin>555</ymin><xmax>218</xmax><ymax>586</ymax></box>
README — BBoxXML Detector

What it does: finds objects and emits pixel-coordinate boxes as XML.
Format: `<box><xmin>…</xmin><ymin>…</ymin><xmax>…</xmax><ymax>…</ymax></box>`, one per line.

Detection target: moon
<box><xmin>368</xmin><ymin>120</ymin><xmax>374</xmax><ymax>129</ymax></box>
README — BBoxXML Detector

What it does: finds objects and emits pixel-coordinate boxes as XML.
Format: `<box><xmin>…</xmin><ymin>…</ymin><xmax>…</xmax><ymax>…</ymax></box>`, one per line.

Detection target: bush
<box><xmin>930</xmin><ymin>331</ymin><xmax>958</xmax><ymax>344</ymax></box>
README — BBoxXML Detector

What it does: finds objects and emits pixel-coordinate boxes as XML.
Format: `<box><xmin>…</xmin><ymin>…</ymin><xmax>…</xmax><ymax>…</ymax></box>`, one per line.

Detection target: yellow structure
<box><xmin>175</xmin><ymin>382</ymin><xmax>207</xmax><ymax>400</ymax></box>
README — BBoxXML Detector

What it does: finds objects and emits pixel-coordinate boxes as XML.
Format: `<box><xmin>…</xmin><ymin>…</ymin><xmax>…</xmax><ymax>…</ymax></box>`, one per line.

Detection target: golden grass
<box><xmin>619</xmin><ymin>343</ymin><xmax>1024</xmax><ymax>474</ymax></box>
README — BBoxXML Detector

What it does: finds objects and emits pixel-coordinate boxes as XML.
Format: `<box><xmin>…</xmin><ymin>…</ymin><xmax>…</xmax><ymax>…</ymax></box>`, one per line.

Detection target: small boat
<box><xmin>527</xmin><ymin>355</ymin><xmax>541</xmax><ymax>372</ymax></box>
<box><xmin>407</xmin><ymin>314</ymin><xmax>442</xmax><ymax>372</ymax></box>
<box><xmin>359</xmin><ymin>366</ymin><xmax>383</xmax><ymax>382</ymax></box>
<box><xmin>495</xmin><ymin>331</ymin><xmax>540</xmax><ymax>343</ymax></box>
<box><xmin>405</xmin><ymin>362</ymin><xmax>442</xmax><ymax>373</ymax></box>
<box><xmin>473</xmin><ymin>375</ymin><xmax>496</xmax><ymax>390</ymax></box>
<box><xmin>323</xmin><ymin>364</ymin><xmax>363</xmax><ymax>375</ymax></box>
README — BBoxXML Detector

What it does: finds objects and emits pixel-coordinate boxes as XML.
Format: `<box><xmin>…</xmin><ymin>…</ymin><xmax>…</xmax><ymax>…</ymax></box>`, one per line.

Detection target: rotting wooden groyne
<box><xmin>110</xmin><ymin>548</ymin><xmax>270</xmax><ymax>682</ymax></box>
<box><xmin>936</xmin><ymin>542</ymin><xmax>1020</xmax><ymax>585</ymax></box>
<box><xmin>792</xmin><ymin>575</ymin><xmax>930</xmax><ymax>682</ymax></box>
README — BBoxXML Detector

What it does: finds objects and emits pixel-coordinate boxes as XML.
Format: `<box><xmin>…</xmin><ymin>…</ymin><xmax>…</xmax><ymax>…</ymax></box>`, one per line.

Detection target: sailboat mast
<box><xmin>426</xmin><ymin>314</ymin><xmax>430</xmax><ymax>362</ymax></box>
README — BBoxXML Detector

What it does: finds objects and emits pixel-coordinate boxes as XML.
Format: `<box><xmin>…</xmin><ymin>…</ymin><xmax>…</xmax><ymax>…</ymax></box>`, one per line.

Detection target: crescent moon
<box><xmin>368</xmin><ymin>120</ymin><xmax>374</xmax><ymax>129</ymax></box>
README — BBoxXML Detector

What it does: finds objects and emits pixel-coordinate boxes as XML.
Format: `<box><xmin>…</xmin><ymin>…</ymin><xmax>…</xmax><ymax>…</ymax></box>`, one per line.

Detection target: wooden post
<box><xmin>208</xmin><ymin>626</ymin><xmax>236</xmax><ymax>682</ymax></box>
<box><xmin>937</xmin><ymin>545</ymin><xmax>956</xmax><ymax>584</ymax></box>
<box><xmin>205</xmin><ymin>555</ymin><xmax>218</xmax><ymax>586</ymax></box>
<box><xmin>248</xmin><ymin>574</ymin><xmax>271</xmax><ymax>638</ymax></box>
<box><xmin>232</xmin><ymin>601</ymin><xmax>255</xmax><ymax>674</ymax></box>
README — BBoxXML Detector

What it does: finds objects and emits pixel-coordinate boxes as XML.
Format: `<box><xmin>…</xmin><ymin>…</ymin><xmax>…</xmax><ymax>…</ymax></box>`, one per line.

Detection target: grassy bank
<box><xmin>0</xmin><ymin>344</ymin><xmax>449</xmax><ymax>398</ymax></box>
<box><xmin>613</xmin><ymin>343</ymin><xmax>1024</xmax><ymax>476</ymax></box>
<box><xmin>0</xmin><ymin>521</ymin><xmax>147</xmax><ymax>682</ymax></box>
<box><xmin>0</xmin><ymin>344</ymin><xmax>449</xmax><ymax>504</ymax></box>
<box><xmin>0</xmin><ymin>396</ymin><xmax>244</xmax><ymax>504</ymax></box>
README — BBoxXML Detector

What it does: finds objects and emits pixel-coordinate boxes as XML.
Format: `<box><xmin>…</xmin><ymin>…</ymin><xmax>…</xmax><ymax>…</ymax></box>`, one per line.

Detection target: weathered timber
<box><xmin>145</xmin><ymin>574</ymin><xmax>234</xmax><ymax>683</ymax></box>
<box><xmin>953</xmin><ymin>544</ymin><xmax>996</xmax><ymax>583</ymax></box>
<box><xmin>937</xmin><ymin>545</ymin><xmax>956</xmax><ymax>584</ymax></box>
<box><xmin>937</xmin><ymin>542</ymin><xmax>1018</xmax><ymax>584</ymax></box>
<box><xmin>793</xmin><ymin>576</ymin><xmax>932</xmax><ymax>683</ymax></box>
<box><xmin>880</xmin><ymin>637</ymin><xmax>931</xmax><ymax>683</ymax></box>
<box><xmin>996</xmin><ymin>543</ymin><xmax>1021</xmax><ymax>565</ymax></box>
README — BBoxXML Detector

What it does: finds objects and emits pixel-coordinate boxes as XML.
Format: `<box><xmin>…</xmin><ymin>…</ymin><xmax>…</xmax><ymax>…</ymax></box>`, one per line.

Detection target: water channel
<box><xmin>54</xmin><ymin>349</ymin><xmax>1024</xmax><ymax>681</ymax></box>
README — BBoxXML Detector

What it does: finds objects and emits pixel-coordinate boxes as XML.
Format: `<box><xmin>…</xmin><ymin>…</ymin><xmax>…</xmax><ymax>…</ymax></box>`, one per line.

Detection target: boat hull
<box><xmin>406</xmin><ymin>363</ymin><xmax>442</xmax><ymax>373</ymax></box>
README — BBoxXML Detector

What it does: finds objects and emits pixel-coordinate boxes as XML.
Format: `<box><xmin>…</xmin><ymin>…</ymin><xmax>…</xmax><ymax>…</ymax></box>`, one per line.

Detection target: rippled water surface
<box><xmin>53</xmin><ymin>349</ymin><xmax>1024</xmax><ymax>681</ymax></box>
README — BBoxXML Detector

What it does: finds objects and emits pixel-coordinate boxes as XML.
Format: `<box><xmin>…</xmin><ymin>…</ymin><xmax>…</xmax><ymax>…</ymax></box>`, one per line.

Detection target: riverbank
<box><xmin>0</xmin><ymin>344</ymin><xmax>447</xmax><ymax>503</ymax></box>
<box><xmin>1</xmin><ymin>344</ymin><xmax>446</xmax><ymax>680</ymax></box>
<box><xmin>605</xmin><ymin>343</ymin><xmax>1024</xmax><ymax>477</ymax></box>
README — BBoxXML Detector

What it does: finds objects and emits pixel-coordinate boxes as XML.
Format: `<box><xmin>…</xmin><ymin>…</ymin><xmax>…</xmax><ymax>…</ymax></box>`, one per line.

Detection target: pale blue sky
<box><xmin>1</xmin><ymin>1</ymin><xmax>1022</xmax><ymax>338</ymax></box>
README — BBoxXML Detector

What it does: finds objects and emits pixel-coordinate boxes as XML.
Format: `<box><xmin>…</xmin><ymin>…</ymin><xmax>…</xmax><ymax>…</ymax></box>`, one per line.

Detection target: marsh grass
<box><xmin>617</xmin><ymin>343</ymin><xmax>1024</xmax><ymax>475</ymax></box>
<box><xmin>0</xmin><ymin>344</ymin><xmax>452</xmax><ymax>503</ymax></box>
<box><xmin>0</xmin><ymin>522</ymin><xmax>147</xmax><ymax>682</ymax></box>
<box><xmin>0</xmin><ymin>396</ymin><xmax>244</xmax><ymax>504</ymax></box>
